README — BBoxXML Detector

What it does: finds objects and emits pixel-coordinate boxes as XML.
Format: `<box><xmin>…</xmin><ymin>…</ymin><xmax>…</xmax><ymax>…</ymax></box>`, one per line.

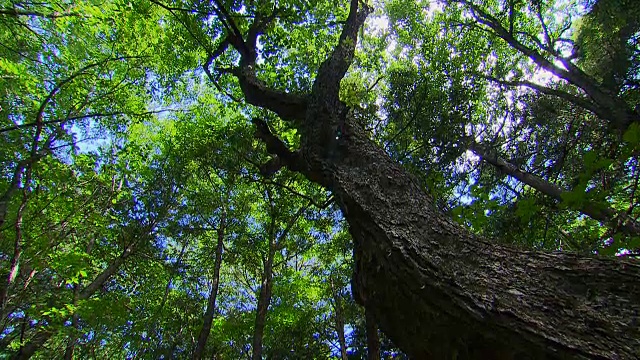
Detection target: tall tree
<box><xmin>250</xmin><ymin>185</ymin><xmax>312</xmax><ymax>360</ymax></box>
<box><xmin>188</xmin><ymin>0</ymin><xmax>640</xmax><ymax>358</ymax></box>
<box><xmin>2</xmin><ymin>0</ymin><xmax>640</xmax><ymax>358</ymax></box>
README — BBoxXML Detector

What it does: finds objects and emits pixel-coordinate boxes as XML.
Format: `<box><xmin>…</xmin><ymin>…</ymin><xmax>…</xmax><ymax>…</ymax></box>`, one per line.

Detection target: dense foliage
<box><xmin>0</xmin><ymin>0</ymin><xmax>638</xmax><ymax>358</ymax></box>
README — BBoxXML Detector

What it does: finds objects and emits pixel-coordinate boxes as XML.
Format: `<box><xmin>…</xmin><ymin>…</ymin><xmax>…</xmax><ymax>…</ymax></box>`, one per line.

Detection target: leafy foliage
<box><xmin>1</xmin><ymin>0</ymin><xmax>638</xmax><ymax>358</ymax></box>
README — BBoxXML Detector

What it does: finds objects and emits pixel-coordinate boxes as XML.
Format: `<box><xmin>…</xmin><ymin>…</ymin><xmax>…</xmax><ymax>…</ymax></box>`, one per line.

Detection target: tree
<box><xmin>379</xmin><ymin>0</ymin><xmax>640</xmax><ymax>251</ymax></box>
<box><xmin>2</xmin><ymin>0</ymin><xmax>640</xmax><ymax>358</ymax></box>
<box><xmin>188</xmin><ymin>0</ymin><xmax>640</xmax><ymax>358</ymax></box>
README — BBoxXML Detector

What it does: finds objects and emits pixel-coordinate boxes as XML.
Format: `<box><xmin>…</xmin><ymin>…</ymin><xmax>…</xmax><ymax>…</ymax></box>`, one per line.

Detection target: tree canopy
<box><xmin>1</xmin><ymin>0</ymin><xmax>639</xmax><ymax>358</ymax></box>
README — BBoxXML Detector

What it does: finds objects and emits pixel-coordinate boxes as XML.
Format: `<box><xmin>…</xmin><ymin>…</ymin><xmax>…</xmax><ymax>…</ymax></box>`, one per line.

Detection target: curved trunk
<box><xmin>243</xmin><ymin>1</ymin><xmax>640</xmax><ymax>358</ymax></box>
<box><xmin>210</xmin><ymin>0</ymin><xmax>640</xmax><ymax>357</ymax></box>
<box><xmin>313</xmin><ymin>122</ymin><xmax>640</xmax><ymax>358</ymax></box>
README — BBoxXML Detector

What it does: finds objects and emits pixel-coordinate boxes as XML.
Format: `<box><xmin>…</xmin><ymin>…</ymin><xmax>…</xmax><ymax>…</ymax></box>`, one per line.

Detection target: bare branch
<box><xmin>199</xmin><ymin>7</ymin><xmax>307</xmax><ymax>121</ymax></box>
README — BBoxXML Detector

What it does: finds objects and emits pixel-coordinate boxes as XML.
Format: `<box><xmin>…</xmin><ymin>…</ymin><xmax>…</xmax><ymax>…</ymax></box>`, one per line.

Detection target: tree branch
<box><xmin>0</xmin><ymin>109</ymin><xmax>179</xmax><ymax>134</ymax></box>
<box><xmin>204</xmin><ymin>7</ymin><xmax>308</xmax><ymax>122</ymax></box>
<box><xmin>457</xmin><ymin>0</ymin><xmax>637</xmax><ymax>130</ymax></box>
<box><xmin>312</xmin><ymin>0</ymin><xmax>371</xmax><ymax>103</ymax></box>
<box><xmin>482</xmin><ymin>75</ymin><xmax>606</xmax><ymax>118</ymax></box>
<box><xmin>470</xmin><ymin>141</ymin><xmax>640</xmax><ymax>236</ymax></box>
<box><xmin>265</xmin><ymin>179</ymin><xmax>334</xmax><ymax>209</ymax></box>
<box><xmin>252</xmin><ymin>118</ymin><xmax>305</xmax><ymax>174</ymax></box>
<box><xmin>0</xmin><ymin>8</ymin><xmax>79</xmax><ymax>19</ymax></box>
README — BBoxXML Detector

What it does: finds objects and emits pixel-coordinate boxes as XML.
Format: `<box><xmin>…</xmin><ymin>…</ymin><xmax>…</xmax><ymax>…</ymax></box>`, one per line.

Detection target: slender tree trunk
<box><xmin>0</xmin><ymin>168</ymin><xmax>31</xmax><ymax>313</ymax></box>
<box><xmin>64</xmin><ymin>237</ymin><xmax>96</xmax><ymax>360</ymax></box>
<box><xmin>63</xmin><ymin>295</ymin><xmax>79</xmax><ymax>360</ymax></box>
<box><xmin>250</xmin><ymin>198</ymin><xmax>307</xmax><ymax>360</ymax></box>
<box><xmin>0</xmin><ymin>159</ymin><xmax>35</xmax><ymax>229</ymax></box>
<box><xmin>365</xmin><ymin>307</ymin><xmax>380</xmax><ymax>360</ymax></box>
<box><xmin>137</xmin><ymin>239</ymin><xmax>188</xmax><ymax>358</ymax></box>
<box><xmin>193</xmin><ymin>208</ymin><xmax>226</xmax><ymax>360</ymax></box>
<box><xmin>330</xmin><ymin>277</ymin><xmax>348</xmax><ymax>360</ymax></box>
<box><xmin>251</xmin><ymin>243</ymin><xmax>275</xmax><ymax>360</ymax></box>
<box><xmin>2</xmin><ymin>104</ymin><xmax>50</xmax><ymax>311</ymax></box>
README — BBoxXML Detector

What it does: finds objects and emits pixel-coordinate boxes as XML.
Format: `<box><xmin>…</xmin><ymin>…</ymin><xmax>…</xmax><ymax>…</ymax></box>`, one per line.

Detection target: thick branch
<box><xmin>252</xmin><ymin>118</ymin><xmax>306</xmax><ymax>174</ymax></box>
<box><xmin>210</xmin><ymin>0</ymin><xmax>248</xmax><ymax>54</ymax></box>
<box><xmin>470</xmin><ymin>141</ymin><xmax>640</xmax><ymax>236</ymax></box>
<box><xmin>312</xmin><ymin>0</ymin><xmax>371</xmax><ymax>102</ymax></box>
<box><xmin>235</xmin><ymin>69</ymin><xmax>308</xmax><ymax>122</ymax></box>
<box><xmin>151</xmin><ymin>0</ymin><xmax>304</xmax><ymax>118</ymax></box>
<box><xmin>204</xmin><ymin>8</ymin><xmax>307</xmax><ymax>122</ymax></box>
<box><xmin>78</xmin><ymin>241</ymin><xmax>136</xmax><ymax>299</ymax></box>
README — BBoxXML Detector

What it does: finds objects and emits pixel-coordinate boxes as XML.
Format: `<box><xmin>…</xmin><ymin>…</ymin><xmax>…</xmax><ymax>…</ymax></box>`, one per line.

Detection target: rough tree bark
<box><xmin>193</xmin><ymin>206</ymin><xmax>226</xmax><ymax>360</ymax></box>
<box><xmin>207</xmin><ymin>0</ymin><xmax>640</xmax><ymax>358</ymax></box>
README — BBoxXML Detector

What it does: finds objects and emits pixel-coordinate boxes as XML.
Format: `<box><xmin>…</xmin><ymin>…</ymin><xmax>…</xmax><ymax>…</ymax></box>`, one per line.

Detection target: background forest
<box><xmin>0</xmin><ymin>0</ymin><xmax>638</xmax><ymax>358</ymax></box>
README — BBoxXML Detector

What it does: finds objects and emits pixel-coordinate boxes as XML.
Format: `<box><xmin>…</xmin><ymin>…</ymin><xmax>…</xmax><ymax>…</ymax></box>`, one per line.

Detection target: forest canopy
<box><xmin>0</xmin><ymin>0</ymin><xmax>639</xmax><ymax>358</ymax></box>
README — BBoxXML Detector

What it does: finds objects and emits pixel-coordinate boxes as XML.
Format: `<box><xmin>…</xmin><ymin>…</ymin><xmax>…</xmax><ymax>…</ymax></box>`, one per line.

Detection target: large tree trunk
<box><xmin>211</xmin><ymin>0</ymin><xmax>640</xmax><ymax>358</ymax></box>
<box><xmin>319</xmin><ymin>123</ymin><xmax>639</xmax><ymax>358</ymax></box>
<box><xmin>193</xmin><ymin>208</ymin><xmax>226</xmax><ymax>360</ymax></box>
